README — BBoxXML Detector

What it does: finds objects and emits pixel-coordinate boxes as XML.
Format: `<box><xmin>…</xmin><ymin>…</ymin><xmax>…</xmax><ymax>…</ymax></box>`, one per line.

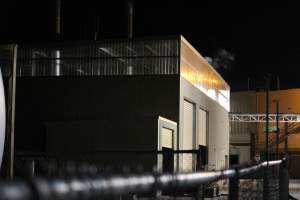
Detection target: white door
<box><xmin>158</xmin><ymin>117</ymin><xmax>177</xmax><ymax>172</ymax></box>
<box><xmin>182</xmin><ymin>100</ymin><xmax>195</xmax><ymax>172</ymax></box>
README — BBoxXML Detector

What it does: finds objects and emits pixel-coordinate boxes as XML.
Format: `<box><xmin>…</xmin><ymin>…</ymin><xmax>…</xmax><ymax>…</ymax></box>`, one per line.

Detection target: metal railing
<box><xmin>1</xmin><ymin>38</ymin><xmax>179</xmax><ymax>77</ymax></box>
<box><xmin>0</xmin><ymin>158</ymin><xmax>289</xmax><ymax>200</ymax></box>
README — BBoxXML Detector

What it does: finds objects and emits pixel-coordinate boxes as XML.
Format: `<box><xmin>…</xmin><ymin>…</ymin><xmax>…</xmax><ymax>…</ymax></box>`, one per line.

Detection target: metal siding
<box><xmin>230</xmin><ymin>91</ymin><xmax>256</xmax><ymax>143</ymax></box>
<box><xmin>5</xmin><ymin>39</ymin><xmax>179</xmax><ymax>77</ymax></box>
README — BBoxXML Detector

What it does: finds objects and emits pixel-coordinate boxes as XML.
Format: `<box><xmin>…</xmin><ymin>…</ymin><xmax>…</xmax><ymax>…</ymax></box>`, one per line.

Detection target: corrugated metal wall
<box><xmin>230</xmin><ymin>91</ymin><xmax>257</xmax><ymax>141</ymax></box>
<box><xmin>230</xmin><ymin>91</ymin><xmax>256</xmax><ymax>164</ymax></box>
<box><xmin>2</xmin><ymin>38</ymin><xmax>179</xmax><ymax>77</ymax></box>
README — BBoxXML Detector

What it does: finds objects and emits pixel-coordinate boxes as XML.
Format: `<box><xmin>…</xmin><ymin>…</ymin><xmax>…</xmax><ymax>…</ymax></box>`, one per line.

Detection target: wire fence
<box><xmin>0</xmin><ymin>150</ymin><xmax>289</xmax><ymax>200</ymax></box>
<box><xmin>13</xmin><ymin>149</ymin><xmax>206</xmax><ymax>177</ymax></box>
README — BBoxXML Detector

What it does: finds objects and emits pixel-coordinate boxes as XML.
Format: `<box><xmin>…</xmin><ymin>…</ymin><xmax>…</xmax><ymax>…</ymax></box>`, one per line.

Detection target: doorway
<box><xmin>158</xmin><ymin>117</ymin><xmax>177</xmax><ymax>172</ymax></box>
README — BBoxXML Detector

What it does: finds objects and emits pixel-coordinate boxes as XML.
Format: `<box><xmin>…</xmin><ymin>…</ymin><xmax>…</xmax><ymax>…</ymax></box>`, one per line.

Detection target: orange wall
<box><xmin>256</xmin><ymin>89</ymin><xmax>300</xmax><ymax>152</ymax></box>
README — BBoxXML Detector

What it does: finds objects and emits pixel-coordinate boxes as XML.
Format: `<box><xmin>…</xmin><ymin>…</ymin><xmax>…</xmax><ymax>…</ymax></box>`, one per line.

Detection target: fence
<box><xmin>0</xmin><ymin>156</ymin><xmax>289</xmax><ymax>200</ymax></box>
<box><xmin>13</xmin><ymin>149</ymin><xmax>206</xmax><ymax>177</ymax></box>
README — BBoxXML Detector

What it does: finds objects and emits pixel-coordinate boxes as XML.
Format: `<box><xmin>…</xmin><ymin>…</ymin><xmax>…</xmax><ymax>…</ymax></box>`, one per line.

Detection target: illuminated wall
<box><xmin>180</xmin><ymin>37</ymin><xmax>230</xmax><ymax>111</ymax></box>
<box><xmin>256</xmin><ymin>89</ymin><xmax>300</xmax><ymax>152</ymax></box>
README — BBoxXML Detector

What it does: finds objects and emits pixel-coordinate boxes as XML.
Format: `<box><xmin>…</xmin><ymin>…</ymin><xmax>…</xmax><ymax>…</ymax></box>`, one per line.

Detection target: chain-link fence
<box><xmin>13</xmin><ymin>149</ymin><xmax>205</xmax><ymax>177</ymax></box>
<box><xmin>0</xmin><ymin>150</ymin><xmax>289</xmax><ymax>200</ymax></box>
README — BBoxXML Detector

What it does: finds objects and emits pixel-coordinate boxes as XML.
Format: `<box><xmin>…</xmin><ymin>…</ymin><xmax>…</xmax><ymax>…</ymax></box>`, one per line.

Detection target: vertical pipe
<box><xmin>94</xmin><ymin>16</ymin><xmax>100</xmax><ymax>41</ymax></box>
<box><xmin>247</xmin><ymin>77</ymin><xmax>250</xmax><ymax>91</ymax></box>
<box><xmin>9</xmin><ymin>45</ymin><xmax>17</xmax><ymax>179</ymax></box>
<box><xmin>55</xmin><ymin>50</ymin><xmax>61</xmax><ymax>76</ymax></box>
<box><xmin>250</xmin><ymin>132</ymin><xmax>255</xmax><ymax>160</ymax></box>
<box><xmin>263</xmin><ymin>75</ymin><xmax>270</xmax><ymax>200</ymax></box>
<box><xmin>276</xmin><ymin>101</ymin><xmax>279</xmax><ymax>159</ymax></box>
<box><xmin>284</xmin><ymin>122</ymin><xmax>288</xmax><ymax>156</ymax></box>
<box><xmin>277</xmin><ymin>76</ymin><xmax>280</xmax><ymax>90</ymax></box>
<box><xmin>279</xmin><ymin>158</ymin><xmax>289</xmax><ymax>200</ymax></box>
<box><xmin>5</xmin><ymin>45</ymin><xmax>17</xmax><ymax>179</ymax></box>
<box><xmin>128</xmin><ymin>0</ymin><xmax>133</xmax><ymax>39</ymax></box>
<box><xmin>265</xmin><ymin>76</ymin><xmax>270</xmax><ymax>162</ymax></box>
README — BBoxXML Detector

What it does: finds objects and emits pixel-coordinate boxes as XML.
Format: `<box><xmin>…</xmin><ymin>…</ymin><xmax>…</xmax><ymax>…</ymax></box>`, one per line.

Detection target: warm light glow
<box><xmin>180</xmin><ymin>38</ymin><xmax>230</xmax><ymax>111</ymax></box>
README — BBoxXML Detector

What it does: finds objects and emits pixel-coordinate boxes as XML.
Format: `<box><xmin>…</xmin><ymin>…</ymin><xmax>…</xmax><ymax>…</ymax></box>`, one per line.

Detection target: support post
<box><xmin>229</xmin><ymin>169</ymin><xmax>239</xmax><ymax>200</ymax></box>
<box><xmin>195</xmin><ymin>147</ymin><xmax>203</xmax><ymax>200</ymax></box>
<box><xmin>275</xmin><ymin>100</ymin><xmax>279</xmax><ymax>159</ymax></box>
<box><xmin>284</xmin><ymin>122</ymin><xmax>288</xmax><ymax>156</ymax></box>
<box><xmin>279</xmin><ymin>158</ymin><xmax>289</xmax><ymax>200</ymax></box>
<box><xmin>3</xmin><ymin>45</ymin><xmax>17</xmax><ymax>179</ymax></box>
<box><xmin>263</xmin><ymin>75</ymin><xmax>270</xmax><ymax>200</ymax></box>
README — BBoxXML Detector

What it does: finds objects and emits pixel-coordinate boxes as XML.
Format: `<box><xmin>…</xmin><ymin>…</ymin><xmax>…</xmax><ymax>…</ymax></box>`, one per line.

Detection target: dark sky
<box><xmin>0</xmin><ymin>0</ymin><xmax>294</xmax><ymax>91</ymax></box>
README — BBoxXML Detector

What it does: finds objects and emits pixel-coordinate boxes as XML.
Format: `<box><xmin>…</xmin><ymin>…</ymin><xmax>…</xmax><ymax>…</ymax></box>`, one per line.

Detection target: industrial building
<box><xmin>230</xmin><ymin>89</ymin><xmax>300</xmax><ymax>177</ymax></box>
<box><xmin>229</xmin><ymin>91</ymin><xmax>256</xmax><ymax>165</ymax></box>
<box><xmin>0</xmin><ymin>36</ymin><xmax>230</xmax><ymax>174</ymax></box>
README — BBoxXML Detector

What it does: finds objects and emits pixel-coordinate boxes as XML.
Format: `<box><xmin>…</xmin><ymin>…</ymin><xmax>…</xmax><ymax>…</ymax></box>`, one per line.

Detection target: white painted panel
<box><xmin>180</xmin><ymin>77</ymin><xmax>229</xmax><ymax>171</ymax></box>
<box><xmin>161</xmin><ymin>128</ymin><xmax>173</xmax><ymax>149</ymax></box>
<box><xmin>183</xmin><ymin>100</ymin><xmax>194</xmax><ymax>150</ymax></box>
<box><xmin>198</xmin><ymin>109</ymin><xmax>207</xmax><ymax>146</ymax></box>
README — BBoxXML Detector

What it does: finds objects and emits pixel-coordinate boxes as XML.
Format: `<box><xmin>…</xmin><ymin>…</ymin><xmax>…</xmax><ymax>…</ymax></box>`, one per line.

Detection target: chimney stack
<box><xmin>55</xmin><ymin>0</ymin><xmax>61</xmax><ymax>40</ymax></box>
<box><xmin>128</xmin><ymin>0</ymin><xmax>133</xmax><ymax>39</ymax></box>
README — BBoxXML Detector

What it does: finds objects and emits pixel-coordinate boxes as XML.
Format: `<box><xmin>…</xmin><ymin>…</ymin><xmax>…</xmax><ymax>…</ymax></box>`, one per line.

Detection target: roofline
<box><xmin>180</xmin><ymin>35</ymin><xmax>230</xmax><ymax>89</ymax></box>
<box><xmin>17</xmin><ymin>35</ymin><xmax>181</xmax><ymax>48</ymax></box>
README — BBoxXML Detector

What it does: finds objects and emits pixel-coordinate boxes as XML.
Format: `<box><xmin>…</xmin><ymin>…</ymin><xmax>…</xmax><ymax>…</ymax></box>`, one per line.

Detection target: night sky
<box><xmin>0</xmin><ymin>0</ymin><xmax>294</xmax><ymax>91</ymax></box>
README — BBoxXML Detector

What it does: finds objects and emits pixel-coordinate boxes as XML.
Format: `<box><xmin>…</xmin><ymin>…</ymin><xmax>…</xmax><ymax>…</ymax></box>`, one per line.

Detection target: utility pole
<box><xmin>265</xmin><ymin>75</ymin><xmax>270</xmax><ymax>162</ymax></box>
<box><xmin>284</xmin><ymin>122</ymin><xmax>288</xmax><ymax>156</ymax></box>
<box><xmin>263</xmin><ymin>74</ymin><xmax>270</xmax><ymax>200</ymax></box>
<box><xmin>274</xmin><ymin>100</ymin><xmax>279</xmax><ymax>159</ymax></box>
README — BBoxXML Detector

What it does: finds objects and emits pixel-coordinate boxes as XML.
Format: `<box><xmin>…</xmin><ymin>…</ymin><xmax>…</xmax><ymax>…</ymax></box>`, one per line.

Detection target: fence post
<box><xmin>263</xmin><ymin>167</ymin><xmax>269</xmax><ymax>200</ymax></box>
<box><xmin>195</xmin><ymin>148</ymin><xmax>204</xmax><ymax>200</ymax></box>
<box><xmin>229</xmin><ymin>168</ymin><xmax>239</xmax><ymax>200</ymax></box>
<box><xmin>279</xmin><ymin>158</ymin><xmax>289</xmax><ymax>200</ymax></box>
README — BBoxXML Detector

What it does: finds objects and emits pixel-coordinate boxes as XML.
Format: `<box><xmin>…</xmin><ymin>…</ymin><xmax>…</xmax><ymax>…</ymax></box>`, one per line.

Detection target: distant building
<box><xmin>0</xmin><ymin>36</ymin><xmax>230</xmax><ymax>173</ymax></box>
<box><xmin>230</xmin><ymin>89</ymin><xmax>300</xmax><ymax>178</ymax></box>
<box><xmin>230</xmin><ymin>91</ymin><xmax>256</xmax><ymax>165</ymax></box>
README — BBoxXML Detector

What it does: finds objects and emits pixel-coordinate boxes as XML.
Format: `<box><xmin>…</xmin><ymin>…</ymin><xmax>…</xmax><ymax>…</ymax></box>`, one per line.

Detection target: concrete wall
<box><xmin>15</xmin><ymin>75</ymin><xmax>180</xmax><ymax>158</ymax></box>
<box><xmin>45</xmin><ymin>118</ymin><xmax>159</xmax><ymax>169</ymax></box>
<box><xmin>180</xmin><ymin>77</ymin><xmax>229</xmax><ymax>170</ymax></box>
<box><xmin>15</xmin><ymin>75</ymin><xmax>230</xmax><ymax>171</ymax></box>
